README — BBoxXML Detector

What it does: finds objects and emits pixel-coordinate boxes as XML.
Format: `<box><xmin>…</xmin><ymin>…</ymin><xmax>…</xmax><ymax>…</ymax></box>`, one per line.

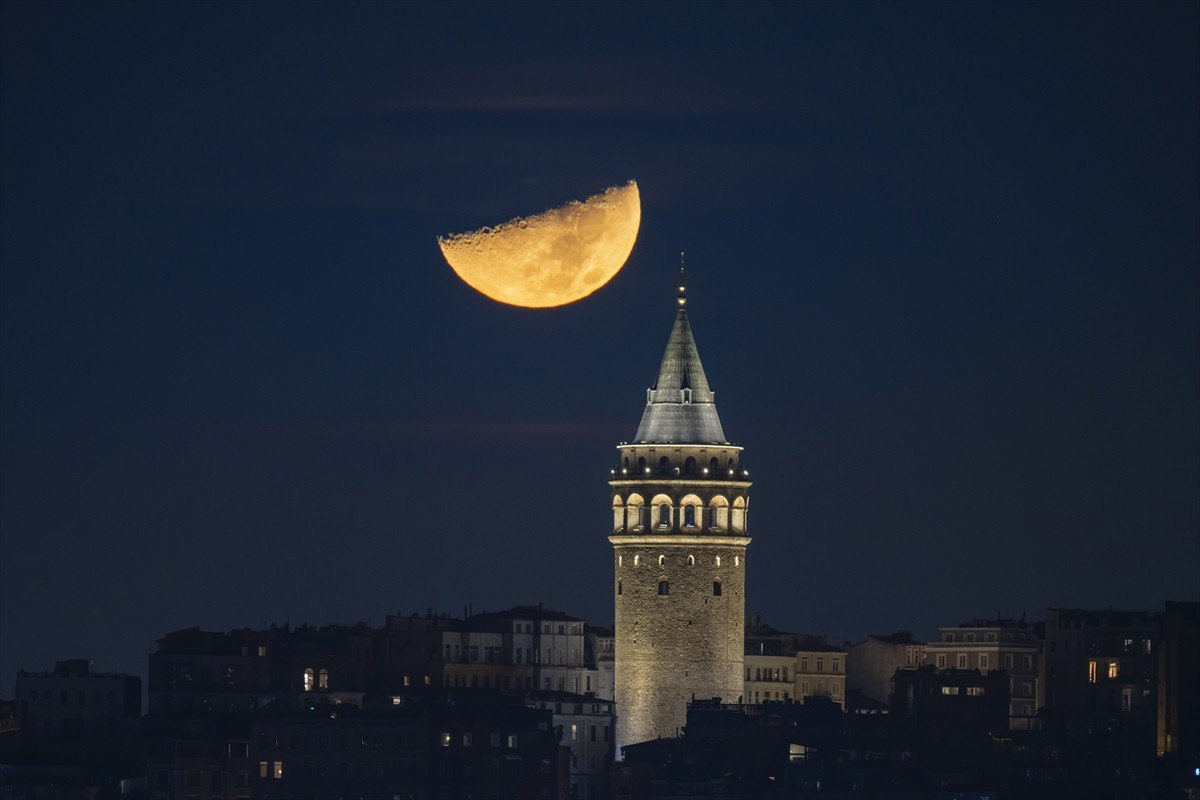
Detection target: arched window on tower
<box><xmin>637</xmin><ymin>456</ymin><xmax>647</xmax><ymax>472</ymax></box>
<box><xmin>612</xmin><ymin>497</ymin><xmax>625</xmax><ymax>532</ymax></box>
<box><xmin>318</xmin><ymin>668</ymin><xmax>329</xmax><ymax>690</ymax></box>
<box><xmin>303</xmin><ymin>668</ymin><xmax>314</xmax><ymax>692</ymax></box>
<box><xmin>658</xmin><ymin>554</ymin><xmax>666</xmax><ymax>567</ymax></box>
<box><xmin>713</xmin><ymin>581</ymin><xmax>722</xmax><ymax>596</ymax></box>
<box><xmin>732</xmin><ymin>497</ymin><xmax>746</xmax><ymax>532</ymax></box>
<box><xmin>684</xmin><ymin>505</ymin><xmax>696</xmax><ymax>528</ymax></box>
<box><xmin>715</xmin><ymin>555</ymin><xmax>721</xmax><ymax>567</ymax></box>
<box><xmin>658</xmin><ymin>580</ymin><xmax>670</xmax><ymax>596</ymax></box>
<box><xmin>658</xmin><ymin>505</ymin><xmax>670</xmax><ymax>527</ymax></box>
<box><xmin>687</xmin><ymin>554</ymin><xmax>695</xmax><ymax>566</ymax></box>
<box><xmin>626</xmin><ymin>494</ymin><xmax>645</xmax><ymax>531</ymax></box>
<box><xmin>633</xmin><ymin>555</ymin><xmax>640</xmax><ymax>567</ymax></box>
<box><xmin>709</xmin><ymin>457</ymin><xmax>718</xmax><ymax>472</ymax></box>
<box><xmin>617</xmin><ymin>580</ymin><xmax>622</xmax><ymax>596</ymax></box>
<box><xmin>709</xmin><ymin>496</ymin><xmax>729</xmax><ymax>530</ymax></box>
<box><xmin>658</xmin><ymin>456</ymin><xmax>670</xmax><ymax>474</ymax></box>
<box><xmin>684</xmin><ymin>456</ymin><xmax>696</xmax><ymax>474</ymax></box>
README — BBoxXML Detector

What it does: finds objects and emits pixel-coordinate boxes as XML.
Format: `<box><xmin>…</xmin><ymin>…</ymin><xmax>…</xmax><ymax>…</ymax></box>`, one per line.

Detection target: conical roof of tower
<box><xmin>632</xmin><ymin>298</ymin><xmax>729</xmax><ymax>445</ymax></box>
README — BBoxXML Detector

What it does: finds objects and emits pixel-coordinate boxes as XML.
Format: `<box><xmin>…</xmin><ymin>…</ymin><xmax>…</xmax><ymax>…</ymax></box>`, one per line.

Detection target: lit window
<box><xmin>633</xmin><ymin>555</ymin><xmax>640</xmax><ymax>567</ymax></box>
<box><xmin>687</xmin><ymin>554</ymin><xmax>695</xmax><ymax>565</ymax></box>
<box><xmin>1088</xmin><ymin>661</ymin><xmax>1097</xmax><ymax>683</ymax></box>
<box><xmin>259</xmin><ymin>761</ymin><xmax>268</xmax><ymax>778</ymax></box>
<box><xmin>273</xmin><ymin>761</ymin><xmax>283</xmax><ymax>779</ymax></box>
<box><xmin>571</xmin><ymin>724</ymin><xmax>578</xmax><ymax>741</ymax></box>
<box><xmin>441</xmin><ymin>733</ymin><xmax>452</xmax><ymax>747</ymax></box>
<box><xmin>967</xmin><ymin>687</ymin><xmax>983</xmax><ymax>696</ymax></box>
<box><xmin>1107</xmin><ymin>661</ymin><xmax>1119</xmax><ymax>679</ymax></box>
<box><xmin>941</xmin><ymin>686</ymin><xmax>959</xmax><ymax>695</ymax></box>
<box><xmin>318</xmin><ymin>668</ymin><xmax>329</xmax><ymax>690</ymax></box>
<box><xmin>303</xmin><ymin>668</ymin><xmax>314</xmax><ymax>692</ymax></box>
<box><xmin>507</xmin><ymin>734</ymin><xmax>518</xmax><ymax>748</ymax></box>
<box><xmin>618</xmin><ymin>555</ymin><xmax>623</xmax><ymax>567</ymax></box>
<box><xmin>734</xmin><ymin>556</ymin><xmax>740</xmax><ymax>566</ymax></box>
<box><xmin>658</xmin><ymin>554</ymin><xmax>666</xmax><ymax>567</ymax></box>
<box><xmin>715</xmin><ymin>556</ymin><xmax>721</xmax><ymax>567</ymax></box>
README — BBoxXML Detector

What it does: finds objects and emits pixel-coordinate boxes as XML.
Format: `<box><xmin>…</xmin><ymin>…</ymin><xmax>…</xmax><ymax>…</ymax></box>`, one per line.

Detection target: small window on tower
<box><xmin>687</xmin><ymin>555</ymin><xmax>695</xmax><ymax>566</ymax></box>
<box><xmin>684</xmin><ymin>505</ymin><xmax>696</xmax><ymax>527</ymax></box>
<box><xmin>633</xmin><ymin>555</ymin><xmax>640</xmax><ymax>566</ymax></box>
<box><xmin>658</xmin><ymin>555</ymin><xmax>666</xmax><ymax>567</ymax></box>
<box><xmin>617</xmin><ymin>580</ymin><xmax>622</xmax><ymax>596</ymax></box>
<box><xmin>658</xmin><ymin>505</ymin><xmax>670</xmax><ymax>527</ymax></box>
<box><xmin>715</xmin><ymin>556</ymin><xmax>721</xmax><ymax>567</ymax></box>
<box><xmin>713</xmin><ymin>581</ymin><xmax>722</xmax><ymax>596</ymax></box>
<box><xmin>658</xmin><ymin>581</ymin><xmax>670</xmax><ymax>596</ymax></box>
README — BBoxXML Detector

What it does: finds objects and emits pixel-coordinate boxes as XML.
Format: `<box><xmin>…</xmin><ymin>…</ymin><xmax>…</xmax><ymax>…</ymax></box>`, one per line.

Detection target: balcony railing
<box><xmin>610</xmin><ymin>465</ymin><xmax>750</xmax><ymax>479</ymax></box>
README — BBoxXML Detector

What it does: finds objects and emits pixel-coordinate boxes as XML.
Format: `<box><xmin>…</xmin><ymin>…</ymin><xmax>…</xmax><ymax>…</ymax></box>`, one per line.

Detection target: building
<box><xmin>1040</xmin><ymin>607</ymin><xmax>1158</xmax><ymax>754</ymax></box>
<box><xmin>924</xmin><ymin>618</ymin><xmax>1040</xmax><ymax>728</ymax></box>
<box><xmin>890</xmin><ymin>665</ymin><xmax>1010</xmax><ymax>788</ymax></box>
<box><xmin>526</xmin><ymin>690</ymin><xmax>614</xmax><ymax>800</ymax></box>
<box><xmin>248</xmin><ymin>692</ymin><xmax>569</xmax><ymax>800</ymax></box>
<box><xmin>1156</xmin><ymin>600</ymin><xmax>1200</xmax><ymax>760</ymax></box>
<box><xmin>846</xmin><ymin>631</ymin><xmax>926</xmax><ymax>708</ymax></box>
<box><xmin>608</xmin><ymin>273</ymin><xmax>751</xmax><ymax>751</ymax></box>
<box><xmin>794</xmin><ymin>641</ymin><xmax>847</xmax><ymax>710</ymax></box>
<box><xmin>7</xmin><ymin>659</ymin><xmax>144</xmax><ymax>793</ymax></box>
<box><xmin>743</xmin><ymin>621</ymin><xmax>848</xmax><ymax>709</ymax></box>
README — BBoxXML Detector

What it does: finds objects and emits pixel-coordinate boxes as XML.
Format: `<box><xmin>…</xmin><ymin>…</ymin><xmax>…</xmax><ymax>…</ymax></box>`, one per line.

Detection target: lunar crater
<box><xmin>438</xmin><ymin>181</ymin><xmax>640</xmax><ymax>308</ymax></box>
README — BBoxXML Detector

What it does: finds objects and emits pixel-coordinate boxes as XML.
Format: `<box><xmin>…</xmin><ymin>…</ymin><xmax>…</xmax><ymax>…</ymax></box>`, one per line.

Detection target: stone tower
<box><xmin>609</xmin><ymin>269</ymin><xmax>751</xmax><ymax>752</ymax></box>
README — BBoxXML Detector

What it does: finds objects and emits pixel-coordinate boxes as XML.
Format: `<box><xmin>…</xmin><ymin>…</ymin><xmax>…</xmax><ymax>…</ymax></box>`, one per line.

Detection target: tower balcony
<box><xmin>609</xmin><ymin>464</ymin><xmax>750</xmax><ymax>480</ymax></box>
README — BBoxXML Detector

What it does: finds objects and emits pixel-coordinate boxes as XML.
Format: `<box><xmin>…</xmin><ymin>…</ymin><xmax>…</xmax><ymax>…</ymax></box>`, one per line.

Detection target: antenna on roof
<box><xmin>677</xmin><ymin>252</ymin><xmax>687</xmax><ymax>308</ymax></box>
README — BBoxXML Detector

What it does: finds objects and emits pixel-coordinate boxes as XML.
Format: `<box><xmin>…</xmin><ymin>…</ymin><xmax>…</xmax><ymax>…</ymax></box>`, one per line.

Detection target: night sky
<box><xmin>2</xmin><ymin>2</ymin><xmax>1197</xmax><ymax>697</ymax></box>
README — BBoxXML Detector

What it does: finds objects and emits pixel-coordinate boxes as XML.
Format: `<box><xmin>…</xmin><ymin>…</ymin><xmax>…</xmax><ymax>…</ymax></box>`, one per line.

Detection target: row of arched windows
<box><xmin>612</xmin><ymin>494</ymin><xmax>746</xmax><ymax>533</ymax></box>
<box><xmin>618</xmin><ymin>553</ymin><xmax>741</xmax><ymax>568</ymax></box>
<box><xmin>616</xmin><ymin>579</ymin><xmax>724</xmax><ymax>597</ymax></box>
<box><xmin>302</xmin><ymin>668</ymin><xmax>330</xmax><ymax>692</ymax></box>
<box><xmin>623</xmin><ymin>456</ymin><xmax>738</xmax><ymax>475</ymax></box>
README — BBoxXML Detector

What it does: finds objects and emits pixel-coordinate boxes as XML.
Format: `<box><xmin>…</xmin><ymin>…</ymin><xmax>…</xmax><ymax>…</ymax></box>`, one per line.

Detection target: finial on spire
<box><xmin>677</xmin><ymin>251</ymin><xmax>687</xmax><ymax>308</ymax></box>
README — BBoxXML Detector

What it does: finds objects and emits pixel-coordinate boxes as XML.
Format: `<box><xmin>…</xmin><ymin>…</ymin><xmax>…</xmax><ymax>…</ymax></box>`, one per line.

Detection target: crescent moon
<box><xmin>437</xmin><ymin>181</ymin><xmax>640</xmax><ymax>308</ymax></box>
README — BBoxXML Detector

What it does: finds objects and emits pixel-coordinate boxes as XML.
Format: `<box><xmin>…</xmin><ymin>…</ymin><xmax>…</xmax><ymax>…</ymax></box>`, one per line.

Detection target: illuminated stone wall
<box><xmin>609</xmin><ymin>446</ymin><xmax>751</xmax><ymax>752</ymax></box>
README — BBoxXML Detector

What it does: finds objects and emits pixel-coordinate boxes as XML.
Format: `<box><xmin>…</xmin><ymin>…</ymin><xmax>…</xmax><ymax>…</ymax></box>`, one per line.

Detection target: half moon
<box><xmin>438</xmin><ymin>181</ymin><xmax>640</xmax><ymax>308</ymax></box>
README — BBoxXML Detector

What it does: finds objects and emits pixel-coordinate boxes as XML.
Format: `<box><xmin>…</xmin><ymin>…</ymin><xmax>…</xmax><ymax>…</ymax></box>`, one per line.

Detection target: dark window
<box><xmin>684</xmin><ymin>457</ymin><xmax>696</xmax><ymax>473</ymax></box>
<box><xmin>637</xmin><ymin>457</ymin><xmax>646</xmax><ymax>470</ymax></box>
<box><xmin>658</xmin><ymin>581</ymin><xmax>670</xmax><ymax>596</ymax></box>
<box><xmin>658</xmin><ymin>505</ymin><xmax>670</xmax><ymax>526</ymax></box>
<box><xmin>659</xmin><ymin>456</ymin><xmax>670</xmax><ymax>473</ymax></box>
<box><xmin>617</xmin><ymin>580</ymin><xmax>622</xmax><ymax>596</ymax></box>
<box><xmin>713</xmin><ymin>581</ymin><xmax>722</xmax><ymax>596</ymax></box>
<box><xmin>684</xmin><ymin>506</ymin><xmax>696</xmax><ymax>527</ymax></box>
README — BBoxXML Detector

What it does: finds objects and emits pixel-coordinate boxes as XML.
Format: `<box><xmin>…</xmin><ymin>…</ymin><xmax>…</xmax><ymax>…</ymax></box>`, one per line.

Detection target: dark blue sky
<box><xmin>2</xmin><ymin>1</ymin><xmax>1197</xmax><ymax>695</ymax></box>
